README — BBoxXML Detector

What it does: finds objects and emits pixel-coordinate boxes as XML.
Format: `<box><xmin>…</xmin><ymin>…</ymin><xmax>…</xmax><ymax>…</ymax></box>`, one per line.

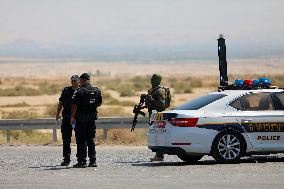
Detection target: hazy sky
<box><xmin>1</xmin><ymin>0</ymin><xmax>284</xmax><ymax>46</ymax></box>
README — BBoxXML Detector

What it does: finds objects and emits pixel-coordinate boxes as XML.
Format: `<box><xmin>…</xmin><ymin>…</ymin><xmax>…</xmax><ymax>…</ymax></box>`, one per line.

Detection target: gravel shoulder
<box><xmin>0</xmin><ymin>146</ymin><xmax>284</xmax><ymax>189</ymax></box>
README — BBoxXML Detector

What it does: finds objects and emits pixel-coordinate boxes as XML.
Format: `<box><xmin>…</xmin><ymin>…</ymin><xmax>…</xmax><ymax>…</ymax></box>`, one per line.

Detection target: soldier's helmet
<box><xmin>151</xmin><ymin>74</ymin><xmax>162</xmax><ymax>87</ymax></box>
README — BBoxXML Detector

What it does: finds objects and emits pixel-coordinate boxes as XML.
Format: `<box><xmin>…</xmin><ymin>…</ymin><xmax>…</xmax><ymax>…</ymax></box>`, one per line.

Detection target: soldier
<box><xmin>71</xmin><ymin>73</ymin><xmax>102</xmax><ymax>168</ymax></box>
<box><xmin>146</xmin><ymin>74</ymin><xmax>171</xmax><ymax>162</ymax></box>
<box><xmin>56</xmin><ymin>75</ymin><xmax>80</xmax><ymax>166</ymax></box>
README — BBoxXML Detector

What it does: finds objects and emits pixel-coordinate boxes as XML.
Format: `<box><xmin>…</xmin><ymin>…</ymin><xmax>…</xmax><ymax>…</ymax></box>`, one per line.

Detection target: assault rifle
<box><xmin>131</xmin><ymin>94</ymin><xmax>147</xmax><ymax>132</ymax></box>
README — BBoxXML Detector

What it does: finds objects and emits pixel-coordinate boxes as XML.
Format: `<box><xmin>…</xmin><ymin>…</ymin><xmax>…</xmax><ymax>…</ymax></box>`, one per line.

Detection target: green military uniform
<box><xmin>145</xmin><ymin>74</ymin><xmax>170</xmax><ymax>161</ymax></box>
<box><xmin>146</xmin><ymin>85</ymin><xmax>167</xmax><ymax>116</ymax></box>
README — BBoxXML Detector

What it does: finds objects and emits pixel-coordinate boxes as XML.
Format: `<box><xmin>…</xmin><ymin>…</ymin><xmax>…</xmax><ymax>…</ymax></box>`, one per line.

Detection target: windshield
<box><xmin>175</xmin><ymin>94</ymin><xmax>227</xmax><ymax>110</ymax></box>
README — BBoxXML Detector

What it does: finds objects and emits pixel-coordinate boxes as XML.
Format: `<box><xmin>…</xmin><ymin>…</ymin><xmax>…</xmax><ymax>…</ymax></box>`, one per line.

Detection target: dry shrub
<box><xmin>0</xmin><ymin>130</ymin><xmax>53</xmax><ymax>145</ymax></box>
<box><xmin>270</xmin><ymin>75</ymin><xmax>284</xmax><ymax>88</ymax></box>
<box><xmin>0</xmin><ymin>101</ymin><xmax>30</xmax><ymax>107</ymax></box>
<box><xmin>104</xmin><ymin>98</ymin><xmax>135</xmax><ymax>106</ymax></box>
<box><xmin>38</xmin><ymin>82</ymin><xmax>62</xmax><ymax>95</ymax></box>
<box><xmin>171</xmin><ymin>81</ymin><xmax>192</xmax><ymax>94</ymax></box>
<box><xmin>2</xmin><ymin>111</ymin><xmax>41</xmax><ymax>119</ymax></box>
<box><xmin>0</xmin><ymin>83</ymin><xmax>62</xmax><ymax>96</ymax></box>
<box><xmin>45</xmin><ymin>103</ymin><xmax>58</xmax><ymax>117</ymax></box>
<box><xmin>103</xmin><ymin>91</ymin><xmax>135</xmax><ymax>105</ymax></box>
<box><xmin>120</xmin><ymin>90</ymin><xmax>136</xmax><ymax>97</ymax></box>
<box><xmin>98</xmin><ymin>107</ymin><xmax>130</xmax><ymax>117</ymax></box>
<box><xmin>102</xmin><ymin>91</ymin><xmax>112</xmax><ymax>100</ymax></box>
<box><xmin>0</xmin><ymin>131</ymin><xmax>6</xmax><ymax>144</ymax></box>
<box><xmin>105</xmin><ymin>128</ymin><xmax>147</xmax><ymax>145</ymax></box>
<box><xmin>0</xmin><ymin>86</ymin><xmax>40</xmax><ymax>96</ymax></box>
<box><xmin>130</xmin><ymin>76</ymin><xmax>151</xmax><ymax>91</ymax></box>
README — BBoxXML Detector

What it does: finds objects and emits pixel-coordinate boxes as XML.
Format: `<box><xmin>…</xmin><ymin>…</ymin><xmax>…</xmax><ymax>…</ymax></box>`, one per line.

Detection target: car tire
<box><xmin>178</xmin><ymin>154</ymin><xmax>203</xmax><ymax>163</ymax></box>
<box><xmin>211</xmin><ymin>130</ymin><xmax>245</xmax><ymax>163</ymax></box>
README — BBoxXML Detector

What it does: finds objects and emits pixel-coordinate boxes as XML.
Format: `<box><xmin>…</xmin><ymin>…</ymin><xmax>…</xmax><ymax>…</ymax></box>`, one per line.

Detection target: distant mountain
<box><xmin>0</xmin><ymin>38</ymin><xmax>283</xmax><ymax>61</ymax></box>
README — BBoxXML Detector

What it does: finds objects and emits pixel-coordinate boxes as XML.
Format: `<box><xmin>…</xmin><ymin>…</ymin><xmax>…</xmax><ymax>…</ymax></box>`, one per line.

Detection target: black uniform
<box><xmin>59</xmin><ymin>86</ymin><xmax>76</xmax><ymax>162</ymax></box>
<box><xmin>72</xmin><ymin>83</ymin><xmax>102</xmax><ymax>164</ymax></box>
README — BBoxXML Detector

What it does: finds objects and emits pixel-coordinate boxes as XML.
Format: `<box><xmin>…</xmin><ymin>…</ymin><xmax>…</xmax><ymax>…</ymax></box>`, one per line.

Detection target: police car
<box><xmin>147</xmin><ymin>78</ymin><xmax>284</xmax><ymax>163</ymax></box>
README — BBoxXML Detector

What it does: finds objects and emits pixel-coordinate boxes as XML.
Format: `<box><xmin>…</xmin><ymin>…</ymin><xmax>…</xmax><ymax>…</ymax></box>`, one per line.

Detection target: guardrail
<box><xmin>0</xmin><ymin>117</ymin><xmax>149</xmax><ymax>144</ymax></box>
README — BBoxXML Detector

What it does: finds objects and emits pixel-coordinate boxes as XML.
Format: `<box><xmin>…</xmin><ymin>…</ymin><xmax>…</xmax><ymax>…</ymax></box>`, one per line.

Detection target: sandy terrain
<box><xmin>0</xmin><ymin>58</ymin><xmax>284</xmax><ymax>79</ymax></box>
<box><xmin>0</xmin><ymin>94</ymin><xmax>59</xmax><ymax>106</ymax></box>
<box><xmin>0</xmin><ymin>58</ymin><xmax>283</xmax><ymax>119</ymax></box>
<box><xmin>0</xmin><ymin>87</ymin><xmax>214</xmax><ymax>119</ymax></box>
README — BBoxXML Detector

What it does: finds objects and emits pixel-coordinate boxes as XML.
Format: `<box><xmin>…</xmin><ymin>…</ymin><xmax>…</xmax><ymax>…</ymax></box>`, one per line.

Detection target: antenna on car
<box><xmin>217</xmin><ymin>34</ymin><xmax>228</xmax><ymax>87</ymax></box>
<box><xmin>216</xmin><ymin>34</ymin><xmax>277</xmax><ymax>91</ymax></box>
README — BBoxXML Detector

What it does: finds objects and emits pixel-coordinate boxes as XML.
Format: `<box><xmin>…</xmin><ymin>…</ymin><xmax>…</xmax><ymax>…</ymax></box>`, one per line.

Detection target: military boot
<box><xmin>73</xmin><ymin>162</ymin><xmax>87</xmax><ymax>168</ymax></box>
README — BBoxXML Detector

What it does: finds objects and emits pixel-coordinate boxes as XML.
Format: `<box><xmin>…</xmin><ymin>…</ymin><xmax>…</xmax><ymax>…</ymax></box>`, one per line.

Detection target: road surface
<box><xmin>0</xmin><ymin>146</ymin><xmax>284</xmax><ymax>189</ymax></box>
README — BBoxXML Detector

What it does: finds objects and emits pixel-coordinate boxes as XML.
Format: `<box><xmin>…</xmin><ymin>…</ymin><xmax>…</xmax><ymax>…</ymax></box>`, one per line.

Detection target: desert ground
<box><xmin>0</xmin><ymin>58</ymin><xmax>283</xmax><ymax>144</ymax></box>
<box><xmin>0</xmin><ymin>57</ymin><xmax>284</xmax><ymax>78</ymax></box>
<box><xmin>0</xmin><ymin>58</ymin><xmax>283</xmax><ymax>118</ymax></box>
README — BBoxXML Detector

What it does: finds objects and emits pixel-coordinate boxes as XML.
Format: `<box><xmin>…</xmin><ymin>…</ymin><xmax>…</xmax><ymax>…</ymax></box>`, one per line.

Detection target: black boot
<box><xmin>73</xmin><ymin>162</ymin><xmax>87</xmax><ymax>168</ymax></box>
<box><xmin>60</xmin><ymin>160</ymin><xmax>70</xmax><ymax>166</ymax></box>
<box><xmin>88</xmin><ymin>161</ymin><xmax>97</xmax><ymax>167</ymax></box>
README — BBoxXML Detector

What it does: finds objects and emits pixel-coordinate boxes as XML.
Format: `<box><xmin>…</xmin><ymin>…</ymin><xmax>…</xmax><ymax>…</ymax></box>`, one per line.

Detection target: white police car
<box><xmin>147</xmin><ymin>78</ymin><xmax>284</xmax><ymax>163</ymax></box>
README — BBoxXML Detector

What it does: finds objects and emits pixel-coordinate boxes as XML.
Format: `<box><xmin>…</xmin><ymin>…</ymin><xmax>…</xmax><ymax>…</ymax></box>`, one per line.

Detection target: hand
<box><xmin>70</xmin><ymin>117</ymin><xmax>76</xmax><ymax>125</ymax></box>
<box><xmin>56</xmin><ymin>114</ymin><xmax>61</xmax><ymax>122</ymax></box>
<box><xmin>140</xmin><ymin>94</ymin><xmax>147</xmax><ymax>99</ymax></box>
<box><xmin>146</xmin><ymin>94</ymin><xmax>153</xmax><ymax>102</ymax></box>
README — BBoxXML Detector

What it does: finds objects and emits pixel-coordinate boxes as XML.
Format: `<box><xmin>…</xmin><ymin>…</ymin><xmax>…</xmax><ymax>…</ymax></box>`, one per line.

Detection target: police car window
<box><xmin>275</xmin><ymin>93</ymin><xmax>284</xmax><ymax>110</ymax></box>
<box><xmin>230</xmin><ymin>93</ymin><xmax>274</xmax><ymax>111</ymax></box>
<box><xmin>230</xmin><ymin>98</ymin><xmax>243</xmax><ymax>110</ymax></box>
<box><xmin>175</xmin><ymin>94</ymin><xmax>226</xmax><ymax>110</ymax></box>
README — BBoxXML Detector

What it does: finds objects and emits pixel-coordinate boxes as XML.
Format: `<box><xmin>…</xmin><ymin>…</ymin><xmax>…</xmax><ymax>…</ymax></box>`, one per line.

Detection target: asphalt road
<box><xmin>0</xmin><ymin>146</ymin><xmax>284</xmax><ymax>189</ymax></box>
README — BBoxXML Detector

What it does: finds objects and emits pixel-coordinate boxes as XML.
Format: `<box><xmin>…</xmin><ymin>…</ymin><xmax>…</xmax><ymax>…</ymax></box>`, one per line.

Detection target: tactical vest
<box><xmin>147</xmin><ymin>85</ymin><xmax>171</xmax><ymax>111</ymax></box>
<box><xmin>77</xmin><ymin>85</ymin><xmax>100</xmax><ymax>113</ymax></box>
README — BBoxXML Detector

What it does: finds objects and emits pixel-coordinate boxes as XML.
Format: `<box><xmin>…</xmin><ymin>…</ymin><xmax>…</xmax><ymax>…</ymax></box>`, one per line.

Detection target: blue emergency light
<box><xmin>252</xmin><ymin>80</ymin><xmax>260</xmax><ymax>87</ymax></box>
<box><xmin>234</xmin><ymin>79</ymin><xmax>244</xmax><ymax>87</ymax></box>
<box><xmin>259</xmin><ymin>77</ymin><xmax>272</xmax><ymax>86</ymax></box>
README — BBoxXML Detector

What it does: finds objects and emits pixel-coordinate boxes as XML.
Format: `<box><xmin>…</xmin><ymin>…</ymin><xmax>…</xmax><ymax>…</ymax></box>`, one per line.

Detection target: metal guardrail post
<box><xmin>6</xmin><ymin>129</ymin><xmax>10</xmax><ymax>144</ymax></box>
<box><xmin>103</xmin><ymin>129</ymin><xmax>108</xmax><ymax>141</ymax></box>
<box><xmin>53</xmin><ymin>128</ymin><xmax>57</xmax><ymax>143</ymax></box>
<box><xmin>0</xmin><ymin>117</ymin><xmax>148</xmax><ymax>143</ymax></box>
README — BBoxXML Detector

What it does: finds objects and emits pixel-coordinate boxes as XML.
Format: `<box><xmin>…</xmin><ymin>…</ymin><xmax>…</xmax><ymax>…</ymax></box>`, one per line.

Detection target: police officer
<box><xmin>71</xmin><ymin>73</ymin><xmax>102</xmax><ymax>168</ymax></box>
<box><xmin>56</xmin><ymin>75</ymin><xmax>80</xmax><ymax>166</ymax></box>
<box><xmin>145</xmin><ymin>74</ymin><xmax>171</xmax><ymax>162</ymax></box>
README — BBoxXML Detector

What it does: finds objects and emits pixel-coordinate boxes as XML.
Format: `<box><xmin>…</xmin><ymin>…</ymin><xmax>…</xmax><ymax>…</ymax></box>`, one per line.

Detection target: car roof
<box><xmin>169</xmin><ymin>88</ymin><xmax>283</xmax><ymax>113</ymax></box>
<box><xmin>195</xmin><ymin>88</ymin><xmax>283</xmax><ymax>112</ymax></box>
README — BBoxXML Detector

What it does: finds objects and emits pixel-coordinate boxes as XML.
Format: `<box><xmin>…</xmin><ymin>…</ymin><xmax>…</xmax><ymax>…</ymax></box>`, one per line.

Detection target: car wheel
<box><xmin>211</xmin><ymin>130</ymin><xmax>245</xmax><ymax>163</ymax></box>
<box><xmin>178</xmin><ymin>154</ymin><xmax>203</xmax><ymax>163</ymax></box>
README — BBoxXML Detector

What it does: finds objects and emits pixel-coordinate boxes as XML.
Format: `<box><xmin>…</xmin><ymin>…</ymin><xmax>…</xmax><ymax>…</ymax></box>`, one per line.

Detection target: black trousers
<box><xmin>75</xmin><ymin>119</ymin><xmax>96</xmax><ymax>163</ymax></box>
<box><xmin>61</xmin><ymin>117</ymin><xmax>73</xmax><ymax>162</ymax></box>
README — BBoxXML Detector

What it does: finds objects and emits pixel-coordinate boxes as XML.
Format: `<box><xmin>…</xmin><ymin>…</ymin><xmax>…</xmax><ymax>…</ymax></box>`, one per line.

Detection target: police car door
<box><xmin>231</xmin><ymin>92</ymin><xmax>284</xmax><ymax>151</ymax></box>
<box><xmin>271</xmin><ymin>92</ymin><xmax>284</xmax><ymax>150</ymax></box>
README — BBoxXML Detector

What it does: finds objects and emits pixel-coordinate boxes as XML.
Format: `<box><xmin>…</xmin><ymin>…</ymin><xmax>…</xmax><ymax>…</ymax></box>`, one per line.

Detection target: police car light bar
<box><xmin>219</xmin><ymin>77</ymin><xmax>276</xmax><ymax>91</ymax></box>
<box><xmin>216</xmin><ymin>36</ymin><xmax>278</xmax><ymax>91</ymax></box>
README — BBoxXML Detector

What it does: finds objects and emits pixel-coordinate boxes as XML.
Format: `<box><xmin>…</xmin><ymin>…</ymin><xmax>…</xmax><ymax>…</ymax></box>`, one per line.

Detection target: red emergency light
<box><xmin>244</xmin><ymin>80</ymin><xmax>253</xmax><ymax>88</ymax></box>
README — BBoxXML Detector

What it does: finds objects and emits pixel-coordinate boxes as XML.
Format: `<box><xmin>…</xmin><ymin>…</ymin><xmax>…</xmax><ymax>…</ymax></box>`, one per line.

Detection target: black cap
<box><xmin>79</xmin><ymin>73</ymin><xmax>90</xmax><ymax>80</ymax></box>
<box><xmin>71</xmin><ymin>75</ymin><xmax>79</xmax><ymax>81</ymax></box>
